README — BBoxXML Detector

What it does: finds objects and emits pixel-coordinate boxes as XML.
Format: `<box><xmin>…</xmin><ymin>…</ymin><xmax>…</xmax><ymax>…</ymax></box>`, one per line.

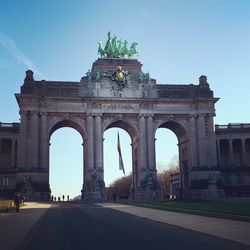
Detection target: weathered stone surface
<box><xmin>1</xmin><ymin>58</ymin><xmax>249</xmax><ymax>200</ymax></box>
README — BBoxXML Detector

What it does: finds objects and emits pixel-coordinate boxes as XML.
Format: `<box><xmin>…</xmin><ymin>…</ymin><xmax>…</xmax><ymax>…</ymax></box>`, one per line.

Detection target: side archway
<box><xmin>155</xmin><ymin>119</ymin><xmax>190</xmax><ymax>198</ymax></box>
<box><xmin>47</xmin><ymin>118</ymin><xmax>87</xmax><ymax>199</ymax></box>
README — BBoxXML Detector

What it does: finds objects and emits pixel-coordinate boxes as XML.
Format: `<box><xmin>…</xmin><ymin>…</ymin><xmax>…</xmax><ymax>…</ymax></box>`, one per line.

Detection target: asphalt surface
<box><xmin>17</xmin><ymin>203</ymin><xmax>249</xmax><ymax>250</ymax></box>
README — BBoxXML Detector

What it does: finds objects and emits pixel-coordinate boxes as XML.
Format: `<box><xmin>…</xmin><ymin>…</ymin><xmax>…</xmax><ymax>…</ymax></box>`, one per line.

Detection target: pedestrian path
<box><xmin>98</xmin><ymin>203</ymin><xmax>250</xmax><ymax>246</ymax></box>
<box><xmin>1</xmin><ymin>202</ymin><xmax>250</xmax><ymax>249</ymax></box>
<box><xmin>0</xmin><ymin>202</ymin><xmax>51</xmax><ymax>250</ymax></box>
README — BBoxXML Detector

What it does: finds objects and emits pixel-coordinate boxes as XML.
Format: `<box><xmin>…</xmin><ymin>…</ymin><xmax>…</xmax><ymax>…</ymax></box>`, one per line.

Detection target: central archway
<box><xmin>103</xmin><ymin>119</ymin><xmax>138</xmax><ymax>198</ymax></box>
<box><xmin>103</xmin><ymin>128</ymin><xmax>132</xmax><ymax>200</ymax></box>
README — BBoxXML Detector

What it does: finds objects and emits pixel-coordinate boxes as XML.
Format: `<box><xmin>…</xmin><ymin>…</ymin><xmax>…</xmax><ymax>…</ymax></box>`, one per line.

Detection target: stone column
<box><xmin>87</xmin><ymin>114</ymin><xmax>94</xmax><ymax>170</ymax></box>
<box><xmin>147</xmin><ymin>114</ymin><xmax>155</xmax><ymax>170</ymax></box>
<box><xmin>95</xmin><ymin>114</ymin><xmax>103</xmax><ymax>173</ymax></box>
<box><xmin>139</xmin><ymin>114</ymin><xmax>146</xmax><ymax>170</ymax></box>
<box><xmin>189</xmin><ymin>115</ymin><xmax>198</xmax><ymax>167</ymax></box>
<box><xmin>28</xmin><ymin>111</ymin><xmax>39</xmax><ymax>167</ymax></box>
<box><xmin>40</xmin><ymin>112</ymin><xmax>48</xmax><ymax>169</ymax></box>
<box><xmin>18</xmin><ymin>110</ymin><xmax>27</xmax><ymax>167</ymax></box>
<box><xmin>82</xmin><ymin>142</ymin><xmax>85</xmax><ymax>187</ymax></box>
<box><xmin>241</xmin><ymin>138</ymin><xmax>246</xmax><ymax>165</ymax></box>
<box><xmin>130</xmin><ymin>142</ymin><xmax>136</xmax><ymax>196</ymax></box>
<box><xmin>216</xmin><ymin>140</ymin><xmax>221</xmax><ymax>166</ymax></box>
<box><xmin>197</xmin><ymin>114</ymin><xmax>207</xmax><ymax>166</ymax></box>
<box><xmin>11</xmin><ymin>138</ymin><xmax>16</xmax><ymax>167</ymax></box>
<box><xmin>207</xmin><ymin>115</ymin><xmax>217</xmax><ymax>167</ymax></box>
<box><xmin>47</xmin><ymin>142</ymin><xmax>51</xmax><ymax>172</ymax></box>
<box><xmin>132</xmin><ymin>140</ymin><xmax>139</xmax><ymax>189</ymax></box>
<box><xmin>229</xmin><ymin>139</ymin><xmax>233</xmax><ymax>165</ymax></box>
<box><xmin>153</xmin><ymin>138</ymin><xmax>156</xmax><ymax>171</ymax></box>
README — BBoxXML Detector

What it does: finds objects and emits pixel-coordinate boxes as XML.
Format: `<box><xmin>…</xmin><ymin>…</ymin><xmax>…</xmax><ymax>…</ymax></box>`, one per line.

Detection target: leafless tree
<box><xmin>108</xmin><ymin>173</ymin><xmax>132</xmax><ymax>200</ymax></box>
<box><xmin>157</xmin><ymin>155</ymin><xmax>179</xmax><ymax>198</ymax></box>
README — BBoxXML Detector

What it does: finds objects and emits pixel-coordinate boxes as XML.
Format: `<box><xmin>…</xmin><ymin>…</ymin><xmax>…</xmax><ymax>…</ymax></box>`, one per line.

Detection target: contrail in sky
<box><xmin>0</xmin><ymin>32</ymin><xmax>46</xmax><ymax>79</ymax></box>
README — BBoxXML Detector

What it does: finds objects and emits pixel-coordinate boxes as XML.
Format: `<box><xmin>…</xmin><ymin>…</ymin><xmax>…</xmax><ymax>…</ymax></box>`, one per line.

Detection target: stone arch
<box><xmin>47</xmin><ymin>117</ymin><xmax>87</xmax><ymax>197</ymax></box>
<box><xmin>103</xmin><ymin>118</ymin><xmax>139</xmax><ymax>142</ymax></box>
<box><xmin>154</xmin><ymin>119</ymin><xmax>189</xmax><ymax>141</ymax></box>
<box><xmin>48</xmin><ymin>117</ymin><xmax>87</xmax><ymax>140</ymax></box>
<box><xmin>154</xmin><ymin>119</ymin><xmax>190</xmax><ymax>198</ymax></box>
<box><xmin>103</xmin><ymin>118</ymin><xmax>139</xmax><ymax>196</ymax></box>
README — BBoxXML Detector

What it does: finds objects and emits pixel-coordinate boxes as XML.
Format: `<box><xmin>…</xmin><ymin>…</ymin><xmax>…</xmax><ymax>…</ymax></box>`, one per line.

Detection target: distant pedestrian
<box><xmin>67</xmin><ymin>195</ymin><xmax>69</xmax><ymax>201</ymax></box>
<box><xmin>153</xmin><ymin>191</ymin><xmax>156</xmax><ymax>200</ymax></box>
<box><xmin>20</xmin><ymin>195</ymin><xmax>25</xmax><ymax>205</ymax></box>
<box><xmin>112</xmin><ymin>193</ymin><xmax>117</xmax><ymax>203</ymax></box>
<box><xmin>51</xmin><ymin>195</ymin><xmax>54</xmax><ymax>202</ymax></box>
<box><xmin>14</xmin><ymin>193</ymin><xmax>21</xmax><ymax>212</ymax></box>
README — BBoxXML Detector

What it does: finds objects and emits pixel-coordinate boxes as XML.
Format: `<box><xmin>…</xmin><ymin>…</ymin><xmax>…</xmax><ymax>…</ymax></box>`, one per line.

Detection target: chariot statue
<box><xmin>98</xmin><ymin>31</ymin><xmax>138</xmax><ymax>59</ymax></box>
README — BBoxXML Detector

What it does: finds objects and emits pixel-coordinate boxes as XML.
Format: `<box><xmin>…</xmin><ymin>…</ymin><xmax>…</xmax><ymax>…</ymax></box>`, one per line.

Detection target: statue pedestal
<box><xmin>91</xmin><ymin>58</ymin><xmax>143</xmax><ymax>76</ymax></box>
<box><xmin>21</xmin><ymin>183</ymin><xmax>34</xmax><ymax>201</ymax></box>
<box><xmin>207</xmin><ymin>181</ymin><xmax>225</xmax><ymax>198</ymax></box>
<box><xmin>82</xmin><ymin>181</ymin><xmax>105</xmax><ymax>200</ymax></box>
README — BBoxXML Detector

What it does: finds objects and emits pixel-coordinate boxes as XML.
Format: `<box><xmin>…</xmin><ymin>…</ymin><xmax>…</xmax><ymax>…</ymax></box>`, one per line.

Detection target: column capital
<box><xmin>95</xmin><ymin>112</ymin><xmax>102</xmax><ymax>118</ymax></box>
<box><xmin>189</xmin><ymin>114</ymin><xmax>197</xmax><ymax>119</ymax></box>
<box><xmin>39</xmin><ymin>111</ymin><xmax>48</xmax><ymax>116</ymax></box>
<box><xmin>139</xmin><ymin>113</ymin><xmax>146</xmax><ymax>118</ymax></box>
<box><xmin>30</xmin><ymin>110</ymin><xmax>39</xmax><ymax>115</ymax></box>
<box><xmin>147</xmin><ymin>113</ymin><xmax>154</xmax><ymax>118</ymax></box>
<box><xmin>87</xmin><ymin>112</ymin><xmax>94</xmax><ymax>117</ymax></box>
<box><xmin>197</xmin><ymin>113</ymin><xmax>206</xmax><ymax>118</ymax></box>
<box><xmin>241</xmin><ymin>138</ymin><xmax>246</xmax><ymax>143</ymax></box>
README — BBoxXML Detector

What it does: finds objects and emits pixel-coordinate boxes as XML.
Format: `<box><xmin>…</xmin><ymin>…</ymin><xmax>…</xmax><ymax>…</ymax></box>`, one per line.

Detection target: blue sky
<box><xmin>1</xmin><ymin>1</ymin><xmax>250</xmax><ymax>198</ymax></box>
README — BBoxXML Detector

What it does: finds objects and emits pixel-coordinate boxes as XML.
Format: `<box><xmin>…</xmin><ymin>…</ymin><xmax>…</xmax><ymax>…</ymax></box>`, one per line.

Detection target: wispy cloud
<box><xmin>0</xmin><ymin>32</ymin><xmax>46</xmax><ymax>79</ymax></box>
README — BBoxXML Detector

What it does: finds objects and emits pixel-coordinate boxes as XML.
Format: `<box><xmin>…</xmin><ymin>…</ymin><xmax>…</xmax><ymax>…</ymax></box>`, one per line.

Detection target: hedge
<box><xmin>0</xmin><ymin>200</ymin><xmax>14</xmax><ymax>212</ymax></box>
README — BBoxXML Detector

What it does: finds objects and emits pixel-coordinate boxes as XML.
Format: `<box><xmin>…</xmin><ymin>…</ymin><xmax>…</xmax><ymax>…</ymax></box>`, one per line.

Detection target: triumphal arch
<box><xmin>1</xmin><ymin>33</ymin><xmax>224</xmax><ymax>200</ymax></box>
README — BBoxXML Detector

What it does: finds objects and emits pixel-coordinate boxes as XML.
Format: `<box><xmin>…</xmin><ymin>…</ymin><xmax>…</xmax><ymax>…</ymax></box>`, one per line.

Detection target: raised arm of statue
<box><xmin>98</xmin><ymin>41</ymin><xmax>105</xmax><ymax>57</ymax></box>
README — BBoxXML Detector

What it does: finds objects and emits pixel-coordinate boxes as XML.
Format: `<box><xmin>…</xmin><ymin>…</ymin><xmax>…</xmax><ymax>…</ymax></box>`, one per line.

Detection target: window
<box><xmin>1</xmin><ymin>139</ymin><xmax>12</xmax><ymax>154</ymax></box>
<box><xmin>238</xmin><ymin>173</ymin><xmax>243</xmax><ymax>184</ymax></box>
<box><xmin>225</xmin><ymin>173</ymin><xmax>230</xmax><ymax>184</ymax></box>
<box><xmin>3</xmin><ymin>176</ymin><xmax>8</xmax><ymax>186</ymax></box>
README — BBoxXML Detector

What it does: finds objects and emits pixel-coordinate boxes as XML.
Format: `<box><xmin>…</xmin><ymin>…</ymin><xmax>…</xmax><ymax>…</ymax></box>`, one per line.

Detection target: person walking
<box><xmin>14</xmin><ymin>193</ymin><xmax>21</xmax><ymax>212</ymax></box>
<box><xmin>112</xmin><ymin>193</ymin><xmax>117</xmax><ymax>203</ymax></box>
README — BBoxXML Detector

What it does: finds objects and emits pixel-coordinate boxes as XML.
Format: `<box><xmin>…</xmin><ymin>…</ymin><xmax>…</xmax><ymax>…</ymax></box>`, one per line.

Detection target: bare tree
<box><xmin>157</xmin><ymin>155</ymin><xmax>179</xmax><ymax>198</ymax></box>
<box><xmin>108</xmin><ymin>173</ymin><xmax>132</xmax><ymax>200</ymax></box>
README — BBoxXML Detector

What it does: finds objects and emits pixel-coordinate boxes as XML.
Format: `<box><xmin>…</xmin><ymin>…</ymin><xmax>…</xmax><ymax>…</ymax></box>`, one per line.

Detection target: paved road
<box><xmin>18</xmin><ymin>203</ymin><xmax>249</xmax><ymax>250</ymax></box>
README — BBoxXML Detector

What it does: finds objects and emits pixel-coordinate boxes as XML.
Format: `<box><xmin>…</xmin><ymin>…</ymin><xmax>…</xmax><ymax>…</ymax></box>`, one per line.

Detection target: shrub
<box><xmin>0</xmin><ymin>199</ymin><xmax>14</xmax><ymax>212</ymax></box>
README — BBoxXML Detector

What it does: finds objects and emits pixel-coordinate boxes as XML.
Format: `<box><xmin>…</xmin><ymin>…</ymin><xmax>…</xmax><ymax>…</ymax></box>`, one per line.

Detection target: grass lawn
<box><xmin>120</xmin><ymin>199</ymin><xmax>250</xmax><ymax>222</ymax></box>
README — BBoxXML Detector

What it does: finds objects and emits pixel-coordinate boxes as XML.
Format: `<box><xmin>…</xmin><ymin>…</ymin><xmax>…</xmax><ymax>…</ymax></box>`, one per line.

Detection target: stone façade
<box><xmin>0</xmin><ymin>58</ymin><xmax>249</xmax><ymax>200</ymax></box>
